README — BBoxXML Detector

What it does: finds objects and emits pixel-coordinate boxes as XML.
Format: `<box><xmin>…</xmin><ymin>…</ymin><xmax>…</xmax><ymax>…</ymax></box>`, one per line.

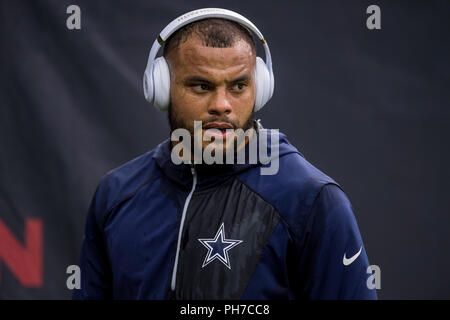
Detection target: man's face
<box><xmin>167</xmin><ymin>35</ymin><xmax>256</xmax><ymax>152</ymax></box>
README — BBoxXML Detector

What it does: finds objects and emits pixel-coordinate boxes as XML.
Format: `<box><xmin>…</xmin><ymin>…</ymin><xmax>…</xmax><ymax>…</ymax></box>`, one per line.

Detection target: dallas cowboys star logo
<box><xmin>198</xmin><ymin>223</ymin><xmax>243</xmax><ymax>269</ymax></box>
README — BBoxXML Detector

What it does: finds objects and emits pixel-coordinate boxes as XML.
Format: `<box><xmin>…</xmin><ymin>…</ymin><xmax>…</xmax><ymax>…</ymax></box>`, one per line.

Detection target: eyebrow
<box><xmin>184</xmin><ymin>76</ymin><xmax>214</xmax><ymax>84</ymax></box>
<box><xmin>184</xmin><ymin>75</ymin><xmax>252</xmax><ymax>85</ymax></box>
<box><xmin>230</xmin><ymin>75</ymin><xmax>251</xmax><ymax>83</ymax></box>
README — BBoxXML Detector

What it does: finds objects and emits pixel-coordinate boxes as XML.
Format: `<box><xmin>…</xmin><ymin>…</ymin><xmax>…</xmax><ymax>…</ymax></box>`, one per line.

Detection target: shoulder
<box><xmin>306</xmin><ymin>183</ymin><xmax>357</xmax><ymax>239</ymax></box>
<box><xmin>92</xmin><ymin>145</ymin><xmax>163</xmax><ymax>224</ymax></box>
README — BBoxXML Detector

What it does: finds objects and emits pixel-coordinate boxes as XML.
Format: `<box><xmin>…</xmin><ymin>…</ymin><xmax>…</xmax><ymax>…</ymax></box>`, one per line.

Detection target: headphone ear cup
<box><xmin>254</xmin><ymin>56</ymin><xmax>271</xmax><ymax>112</ymax></box>
<box><xmin>143</xmin><ymin>65</ymin><xmax>154</xmax><ymax>103</ymax></box>
<box><xmin>151</xmin><ymin>57</ymin><xmax>171</xmax><ymax>110</ymax></box>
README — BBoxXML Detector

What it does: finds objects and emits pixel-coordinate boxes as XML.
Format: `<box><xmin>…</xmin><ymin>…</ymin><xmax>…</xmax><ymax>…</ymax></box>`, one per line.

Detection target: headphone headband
<box><xmin>145</xmin><ymin>8</ymin><xmax>273</xmax><ymax>85</ymax></box>
<box><xmin>160</xmin><ymin>8</ymin><xmax>265</xmax><ymax>43</ymax></box>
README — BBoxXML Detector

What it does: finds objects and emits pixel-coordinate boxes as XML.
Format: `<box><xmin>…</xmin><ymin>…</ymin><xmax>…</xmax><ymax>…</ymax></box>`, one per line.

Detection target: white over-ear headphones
<box><xmin>143</xmin><ymin>8</ymin><xmax>274</xmax><ymax>112</ymax></box>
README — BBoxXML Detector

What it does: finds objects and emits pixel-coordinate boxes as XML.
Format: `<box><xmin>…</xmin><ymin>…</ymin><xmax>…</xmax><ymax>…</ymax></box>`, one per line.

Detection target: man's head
<box><xmin>164</xmin><ymin>18</ymin><xmax>257</xmax><ymax>151</ymax></box>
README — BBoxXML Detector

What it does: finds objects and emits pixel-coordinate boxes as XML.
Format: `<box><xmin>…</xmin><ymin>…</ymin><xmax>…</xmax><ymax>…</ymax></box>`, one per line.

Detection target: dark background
<box><xmin>1</xmin><ymin>0</ymin><xmax>449</xmax><ymax>299</ymax></box>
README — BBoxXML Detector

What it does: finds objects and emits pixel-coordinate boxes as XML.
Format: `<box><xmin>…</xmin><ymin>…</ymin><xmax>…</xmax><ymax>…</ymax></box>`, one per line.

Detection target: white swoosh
<box><xmin>343</xmin><ymin>246</ymin><xmax>362</xmax><ymax>266</ymax></box>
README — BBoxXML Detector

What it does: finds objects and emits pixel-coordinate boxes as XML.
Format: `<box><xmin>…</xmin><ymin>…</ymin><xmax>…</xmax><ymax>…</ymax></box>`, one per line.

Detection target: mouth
<box><xmin>202</xmin><ymin>122</ymin><xmax>234</xmax><ymax>139</ymax></box>
<box><xmin>203</xmin><ymin>122</ymin><xmax>234</xmax><ymax>130</ymax></box>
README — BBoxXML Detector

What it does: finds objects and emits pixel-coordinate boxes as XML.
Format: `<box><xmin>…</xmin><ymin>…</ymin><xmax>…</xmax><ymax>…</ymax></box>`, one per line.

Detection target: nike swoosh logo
<box><xmin>343</xmin><ymin>246</ymin><xmax>362</xmax><ymax>266</ymax></box>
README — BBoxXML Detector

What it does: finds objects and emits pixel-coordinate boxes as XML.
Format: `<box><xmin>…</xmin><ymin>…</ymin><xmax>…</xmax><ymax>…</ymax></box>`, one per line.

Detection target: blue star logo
<box><xmin>198</xmin><ymin>223</ymin><xmax>243</xmax><ymax>269</ymax></box>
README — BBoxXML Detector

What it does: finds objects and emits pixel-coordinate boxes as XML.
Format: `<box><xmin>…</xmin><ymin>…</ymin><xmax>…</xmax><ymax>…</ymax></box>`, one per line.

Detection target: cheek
<box><xmin>170</xmin><ymin>85</ymin><xmax>205</xmax><ymax>124</ymax></box>
<box><xmin>232</xmin><ymin>88</ymin><xmax>255</xmax><ymax>117</ymax></box>
<box><xmin>171</xmin><ymin>83</ymin><xmax>191</xmax><ymax>111</ymax></box>
<box><xmin>170</xmin><ymin>82</ymin><xmax>187</xmax><ymax>106</ymax></box>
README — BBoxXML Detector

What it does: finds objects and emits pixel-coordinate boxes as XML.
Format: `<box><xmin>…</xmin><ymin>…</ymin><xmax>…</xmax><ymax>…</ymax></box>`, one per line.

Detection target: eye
<box><xmin>231</xmin><ymin>83</ymin><xmax>247</xmax><ymax>92</ymax></box>
<box><xmin>192</xmin><ymin>83</ymin><xmax>211</xmax><ymax>93</ymax></box>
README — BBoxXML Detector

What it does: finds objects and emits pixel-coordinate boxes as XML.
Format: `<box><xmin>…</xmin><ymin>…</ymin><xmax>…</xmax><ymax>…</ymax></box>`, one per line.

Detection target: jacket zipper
<box><xmin>170</xmin><ymin>165</ymin><xmax>197</xmax><ymax>291</ymax></box>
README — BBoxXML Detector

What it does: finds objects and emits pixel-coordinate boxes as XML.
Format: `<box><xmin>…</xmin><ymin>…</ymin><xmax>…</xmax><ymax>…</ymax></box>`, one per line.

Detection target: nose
<box><xmin>207</xmin><ymin>87</ymin><xmax>232</xmax><ymax>116</ymax></box>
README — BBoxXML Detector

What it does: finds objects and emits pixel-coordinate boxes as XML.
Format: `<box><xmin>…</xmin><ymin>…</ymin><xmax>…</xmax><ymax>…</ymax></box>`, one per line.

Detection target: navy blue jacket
<box><xmin>73</xmin><ymin>128</ymin><xmax>377</xmax><ymax>300</ymax></box>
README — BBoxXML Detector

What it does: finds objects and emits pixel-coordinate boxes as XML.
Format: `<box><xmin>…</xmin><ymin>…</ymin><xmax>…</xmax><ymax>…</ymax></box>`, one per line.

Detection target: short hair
<box><xmin>163</xmin><ymin>18</ymin><xmax>257</xmax><ymax>58</ymax></box>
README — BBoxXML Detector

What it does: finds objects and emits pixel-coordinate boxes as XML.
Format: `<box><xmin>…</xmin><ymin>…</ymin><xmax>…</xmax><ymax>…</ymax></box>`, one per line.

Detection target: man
<box><xmin>73</xmin><ymin>8</ymin><xmax>377</xmax><ymax>300</ymax></box>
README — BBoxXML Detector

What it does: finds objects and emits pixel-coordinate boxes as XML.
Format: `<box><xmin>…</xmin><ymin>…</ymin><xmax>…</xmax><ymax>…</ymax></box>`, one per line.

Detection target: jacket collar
<box><xmin>152</xmin><ymin>122</ymin><xmax>299</xmax><ymax>191</ymax></box>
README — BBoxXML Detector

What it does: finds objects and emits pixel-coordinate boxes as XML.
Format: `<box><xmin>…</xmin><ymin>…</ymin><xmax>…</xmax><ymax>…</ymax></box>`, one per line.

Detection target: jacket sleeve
<box><xmin>293</xmin><ymin>183</ymin><xmax>377</xmax><ymax>299</ymax></box>
<box><xmin>72</xmin><ymin>186</ymin><xmax>113</xmax><ymax>300</ymax></box>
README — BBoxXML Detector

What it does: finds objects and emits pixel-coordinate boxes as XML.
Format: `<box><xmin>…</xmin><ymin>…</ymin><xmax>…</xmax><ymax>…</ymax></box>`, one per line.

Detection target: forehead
<box><xmin>167</xmin><ymin>35</ymin><xmax>256</xmax><ymax>78</ymax></box>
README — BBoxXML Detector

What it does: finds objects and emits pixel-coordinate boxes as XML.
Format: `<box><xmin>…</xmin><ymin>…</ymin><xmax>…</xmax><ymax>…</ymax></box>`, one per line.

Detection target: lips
<box><xmin>202</xmin><ymin>122</ymin><xmax>234</xmax><ymax>139</ymax></box>
<box><xmin>202</xmin><ymin>122</ymin><xmax>234</xmax><ymax>130</ymax></box>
